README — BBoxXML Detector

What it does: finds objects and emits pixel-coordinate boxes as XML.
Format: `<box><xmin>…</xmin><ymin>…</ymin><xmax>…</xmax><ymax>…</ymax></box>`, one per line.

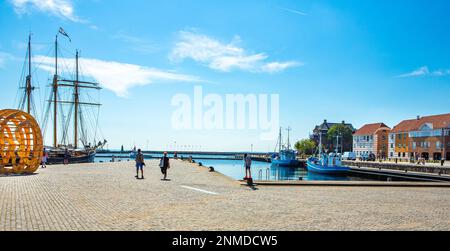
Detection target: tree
<box><xmin>294</xmin><ymin>139</ymin><xmax>317</xmax><ymax>156</ymax></box>
<box><xmin>327</xmin><ymin>124</ymin><xmax>353</xmax><ymax>152</ymax></box>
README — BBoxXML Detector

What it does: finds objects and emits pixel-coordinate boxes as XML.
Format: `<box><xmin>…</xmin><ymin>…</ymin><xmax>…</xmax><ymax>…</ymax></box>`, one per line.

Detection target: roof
<box><xmin>354</xmin><ymin>123</ymin><xmax>390</xmax><ymax>136</ymax></box>
<box><xmin>391</xmin><ymin>113</ymin><xmax>450</xmax><ymax>133</ymax></box>
<box><xmin>313</xmin><ymin>120</ymin><xmax>355</xmax><ymax>132</ymax></box>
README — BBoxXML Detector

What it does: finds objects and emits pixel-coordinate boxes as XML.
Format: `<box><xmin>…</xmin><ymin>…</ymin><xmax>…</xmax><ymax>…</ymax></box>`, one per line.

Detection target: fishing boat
<box><xmin>307</xmin><ymin>131</ymin><xmax>349</xmax><ymax>174</ymax></box>
<box><xmin>271</xmin><ymin>127</ymin><xmax>299</xmax><ymax>167</ymax></box>
<box><xmin>17</xmin><ymin>30</ymin><xmax>107</xmax><ymax>164</ymax></box>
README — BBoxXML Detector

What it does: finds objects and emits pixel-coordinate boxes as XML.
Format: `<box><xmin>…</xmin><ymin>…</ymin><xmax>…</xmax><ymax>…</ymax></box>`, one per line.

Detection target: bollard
<box><xmin>266</xmin><ymin>168</ymin><xmax>270</xmax><ymax>180</ymax></box>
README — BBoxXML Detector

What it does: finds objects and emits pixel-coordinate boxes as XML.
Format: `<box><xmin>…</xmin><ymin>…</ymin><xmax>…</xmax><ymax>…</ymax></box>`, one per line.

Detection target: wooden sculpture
<box><xmin>0</xmin><ymin>109</ymin><xmax>43</xmax><ymax>174</ymax></box>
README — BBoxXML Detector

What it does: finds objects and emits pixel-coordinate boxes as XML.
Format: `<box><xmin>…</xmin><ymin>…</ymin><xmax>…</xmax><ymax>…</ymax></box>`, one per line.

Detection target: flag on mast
<box><xmin>58</xmin><ymin>27</ymin><xmax>71</xmax><ymax>42</ymax></box>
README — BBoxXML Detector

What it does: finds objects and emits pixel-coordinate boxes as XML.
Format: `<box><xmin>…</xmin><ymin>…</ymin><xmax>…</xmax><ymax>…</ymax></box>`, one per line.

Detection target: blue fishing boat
<box><xmin>306</xmin><ymin>132</ymin><xmax>349</xmax><ymax>174</ymax></box>
<box><xmin>271</xmin><ymin>127</ymin><xmax>299</xmax><ymax>167</ymax></box>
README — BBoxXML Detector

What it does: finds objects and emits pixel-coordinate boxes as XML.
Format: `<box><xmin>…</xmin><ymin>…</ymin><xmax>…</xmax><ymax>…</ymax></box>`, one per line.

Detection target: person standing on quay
<box><xmin>63</xmin><ymin>148</ymin><xmax>69</xmax><ymax>165</ymax></box>
<box><xmin>160</xmin><ymin>152</ymin><xmax>170</xmax><ymax>181</ymax></box>
<box><xmin>41</xmin><ymin>148</ymin><xmax>48</xmax><ymax>169</ymax></box>
<box><xmin>135</xmin><ymin>149</ymin><xmax>145</xmax><ymax>179</ymax></box>
<box><xmin>244</xmin><ymin>153</ymin><xmax>252</xmax><ymax>179</ymax></box>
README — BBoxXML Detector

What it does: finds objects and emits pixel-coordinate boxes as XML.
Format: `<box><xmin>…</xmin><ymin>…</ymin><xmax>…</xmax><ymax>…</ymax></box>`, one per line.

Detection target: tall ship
<box><xmin>16</xmin><ymin>30</ymin><xmax>107</xmax><ymax>164</ymax></box>
<box><xmin>271</xmin><ymin>127</ymin><xmax>299</xmax><ymax>167</ymax></box>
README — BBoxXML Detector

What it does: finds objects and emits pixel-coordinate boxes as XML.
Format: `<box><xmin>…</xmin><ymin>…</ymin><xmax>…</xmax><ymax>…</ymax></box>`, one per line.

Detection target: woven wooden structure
<box><xmin>0</xmin><ymin>109</ymin><xmax>43</xmax><ymax>174</ymax></box>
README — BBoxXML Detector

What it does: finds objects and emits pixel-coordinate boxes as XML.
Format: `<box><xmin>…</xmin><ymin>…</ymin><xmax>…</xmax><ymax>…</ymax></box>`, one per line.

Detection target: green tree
<box><xmin>294</xmin><ymin>139</ymin><xmax>317</xmax><ymax>156</ymax></box>
<box><xmin>327</xmin><ymin>124</ymin><xmax>353</xmax><ymax>151</ymax></box>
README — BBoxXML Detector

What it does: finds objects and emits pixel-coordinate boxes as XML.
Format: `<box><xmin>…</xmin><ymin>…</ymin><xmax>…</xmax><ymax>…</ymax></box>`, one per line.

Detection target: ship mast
<box><xmin>25</xmin><ymin>33</ymin><xmax>33</xmax><ymax>114</ymax></box>
<box><xmin>74</xmin><ymin>50</ymin><xmax>79</xmax><ymax>148</ymax></box>
<box><xmin>52</xmin><ymin>34</ymin><xmax>59</xmax><ymax>148</ymax></box>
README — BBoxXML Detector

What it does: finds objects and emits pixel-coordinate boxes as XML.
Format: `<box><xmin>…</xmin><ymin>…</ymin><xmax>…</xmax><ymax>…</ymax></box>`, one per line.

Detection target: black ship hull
<box><xmin>47</xmin><ymin>151</ymin><xmax>96</xmax><ymax>165</ymax></box>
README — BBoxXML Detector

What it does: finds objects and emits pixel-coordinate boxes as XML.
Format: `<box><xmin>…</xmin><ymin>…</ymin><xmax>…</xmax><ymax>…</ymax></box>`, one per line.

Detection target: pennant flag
<box><xmin>58</xmin><ymin>27</ymin><xmax>71</xmax><ymax>42</ymax></box>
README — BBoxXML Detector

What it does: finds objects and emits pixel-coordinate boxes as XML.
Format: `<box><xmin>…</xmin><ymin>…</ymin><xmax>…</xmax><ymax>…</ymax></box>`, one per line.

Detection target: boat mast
<box><xmin>279</xmin><ymin>127</ymin><xmax>282</xmax><ymax>152</ymax></box>
<box><xmin>25</xmin><ymin>33</ymin><xmax>33</xmax><ymax>114</ymax></box>
<box><xmin>74</xmin><ymin>50</ymin><xmax>79</xmax><ymax>149</ymax></box>
<box><xmin>286</xmin><ymin>127</ymin><xmax>291</xmax><ymax>150</ymax></box>
<box><xmin>52</xmin><ymin>34</ymin><xmax>58</xmax><ymax>148</ymax></box>
<box><xmin>319</xmin><ymin>131</ymin><xmax>323</xmax><ymax>155</ymax></box>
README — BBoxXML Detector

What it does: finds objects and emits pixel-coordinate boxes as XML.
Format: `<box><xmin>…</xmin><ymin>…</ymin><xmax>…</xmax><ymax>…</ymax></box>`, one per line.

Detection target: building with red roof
<box><xmin>390</xmin><ymin>113</ymin><xmax>450</xmax><ymax>161</ymax></box>
<box><xmin>353</xmin><ymin>123</ymin><xmax>391</xmax><ymax>159</ymax></box>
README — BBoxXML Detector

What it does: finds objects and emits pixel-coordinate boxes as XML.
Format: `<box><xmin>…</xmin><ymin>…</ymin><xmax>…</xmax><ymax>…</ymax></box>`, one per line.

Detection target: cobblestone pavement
<box><xmin>1</xmin><ymin>160</ymin><xmax>449</xmax><ymax>231</ymax></box>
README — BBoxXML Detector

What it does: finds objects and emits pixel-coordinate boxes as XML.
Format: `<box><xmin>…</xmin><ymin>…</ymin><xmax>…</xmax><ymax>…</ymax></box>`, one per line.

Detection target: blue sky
<box><xmin>1</xmin><ymin>0</ymin><xmax>449</xmax><ymax>151</ymax></box>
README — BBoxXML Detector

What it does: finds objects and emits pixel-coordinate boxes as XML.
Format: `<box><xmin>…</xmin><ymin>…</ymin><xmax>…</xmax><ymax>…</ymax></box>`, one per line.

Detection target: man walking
<box><xmin>135</xmin><ymin>149</ymin><xmax>145</xmax><ymax>179</ymax></box>
<box><xmin>160</xmin><ymin>152</ymin><xmax>170</xmax><ymax>181</ymax></box>
<box><xmin>244</xmin><ymin>153</ymin><xmax>252</xmax><ymax>179</ymax></box>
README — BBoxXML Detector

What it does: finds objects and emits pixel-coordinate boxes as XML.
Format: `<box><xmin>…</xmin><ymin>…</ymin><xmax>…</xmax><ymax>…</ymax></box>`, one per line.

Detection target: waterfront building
<box><xmin>388</xmin><ymin>132</ymin><xmax>396</xmax><ymax>159</ymax></box>
<box><xmin>391</xmin><ymin>113</ymin><xmax>450</xmax><ymax>161</ymax></box>
<box><xmin>310</xmin><ymin>120</ymin><xmax>355</xmax><ymax>153</ymax></box>
<box><xmin>353</xmin><ymin>123</ymin><xmax>391</xmax><ymax>159</ymax></box>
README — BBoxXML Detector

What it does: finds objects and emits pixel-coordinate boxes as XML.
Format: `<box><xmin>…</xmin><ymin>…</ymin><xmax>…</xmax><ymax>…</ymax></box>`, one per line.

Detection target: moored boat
<box><xmin>306</xmin><ymin>130</ymin><xmax>349</xmax><ymax>174</ymax></box>
<box><xmin>307</xmin><ymin>154</ymin><xmax>350</xmax><ymax>174</ymax></box>
<box><xmin>16</xmin><ymin>30</ymin><xmax>107</xmax><ymax>165</ymax></box>
<box><xmin>271</xmin><ymin>127</ymin><xmax>299</xmax><ymax>167</ymax></box>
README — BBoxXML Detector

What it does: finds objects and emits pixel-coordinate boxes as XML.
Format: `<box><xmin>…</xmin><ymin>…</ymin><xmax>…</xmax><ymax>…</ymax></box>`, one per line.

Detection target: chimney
<box><xmin>342</xmin><ymin>120</ymin><xmax>345</xmax><ymax>124</ymax></box>
<box><xmin>324</xmin><ymin>119</ymin><xmax>327</xmax><ymax>124</ymax></box>
<box><xmin>417</xmin><ymin>115</ymin><xmax>420</xmax><ymax>120</ymax></box>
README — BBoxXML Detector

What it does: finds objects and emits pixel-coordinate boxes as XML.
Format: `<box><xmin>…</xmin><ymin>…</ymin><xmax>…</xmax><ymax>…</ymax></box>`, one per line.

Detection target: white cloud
<box><xmin>0</xmin><ymin>52</ymin><xmax>14</xmax><ymax>69</ymax></box>
<box><xmin>10</xmin><ymin>0</ymin><xmax>83</xmax><ymax>22</ymax></box>
<box><xmin>170</xmin><ymin>31</ymin><xmax>301</xmax><ymax>73</ymax></box>
<box><xmin>398</xmin><ymin>66</ymin><xmax>450</xmax><ymax>78</ymax></box>
<box><xmin>278</xmin><ymin>7</ymin><xmax>308</xmax><ymax>16</ymax></box>
<box><xmin>261</xmin><ymin>61</ymin><xmax>303</xmax><ymax>73</ymax></box>
<box><xmin>113</xmin><ymin>31</ymin><xmax>159</xmax><ymax>54</ymax></box>
<box><xmin>34</xmin><ymin>55</ymin><xmax>202</xmax><ymax>97</ymax></box>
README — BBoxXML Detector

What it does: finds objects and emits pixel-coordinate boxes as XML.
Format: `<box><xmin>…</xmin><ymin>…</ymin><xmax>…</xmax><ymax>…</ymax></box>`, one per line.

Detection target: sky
<box><xmin>0</xmin><ymin>0</ymin><xmax>449</xmax><ymax>152</ymax></box>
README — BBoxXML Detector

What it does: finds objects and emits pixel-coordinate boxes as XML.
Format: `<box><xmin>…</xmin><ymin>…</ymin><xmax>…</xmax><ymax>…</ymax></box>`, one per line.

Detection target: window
<box><xmin>436</xmin><ymin>141</ymin><xmax>441</xmax><ymax>149</ymax></box>
<box><xmin>398</xmin><ymin>144</ymin><xmax>402</xmax><ymax>148</ymax></box>
<box><xmin>402</xmin><ymin>152</ymin><xmax>405</xmax><ymax>157</ymax></box>
<box><xmin>391</xmin><ymin>144</ymin><xmax>394</xmax><ymax>148</ymax></box>
<box><xmin>412</xmin><ymin>142</ymin><xmax>416</xmax><ymax>149</ymax></box>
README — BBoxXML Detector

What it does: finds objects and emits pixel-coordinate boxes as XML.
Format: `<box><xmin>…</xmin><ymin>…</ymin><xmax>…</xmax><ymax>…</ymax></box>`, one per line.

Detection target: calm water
<box><xmin>194</xmin><ymin>159</ymin><xmax>373</xmax><ymax>181</ymax></box>
<box><xmin>94</xmin><ymin>155</ymin><xmax>375</xmax><ymax>181</ymax></box>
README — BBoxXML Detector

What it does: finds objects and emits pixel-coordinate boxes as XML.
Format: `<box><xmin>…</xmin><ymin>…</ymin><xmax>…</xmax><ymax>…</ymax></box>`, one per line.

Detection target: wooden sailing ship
<box><xmin>18</xmin><ymin>30</ymin><xmax>107</xmax><ymax>164</ymax></box>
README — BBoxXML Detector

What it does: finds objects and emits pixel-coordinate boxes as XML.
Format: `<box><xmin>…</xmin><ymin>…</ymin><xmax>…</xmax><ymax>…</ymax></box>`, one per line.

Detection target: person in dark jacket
<box><xmin>160</xmin><ymin>152</ymin><xmax>170</xmax><ymax>181</ymax></box>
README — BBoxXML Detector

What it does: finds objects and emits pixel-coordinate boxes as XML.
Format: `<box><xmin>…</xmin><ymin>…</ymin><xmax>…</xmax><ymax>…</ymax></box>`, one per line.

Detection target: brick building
<box><xmin>310</xmin><ymin>120</ymin><xmax>355</xmax><ymax>153</ymax></box>
<box><xmin>390</xmin><ymin>113</ymin><xmax>450</xmax><ymax>161</ymax></box>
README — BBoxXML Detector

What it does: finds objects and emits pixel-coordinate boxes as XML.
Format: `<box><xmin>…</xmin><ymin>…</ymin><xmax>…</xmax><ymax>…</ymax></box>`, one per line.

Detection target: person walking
<box><xmin>41</xmin><ymin>148</ymin><xmax>48</xmax><ymax>169</ymax></box>
<box><xmin>160</xmin><ymin>152</ymin><xmax>170</xmax><ymax>181</ymax></box>
<box><xmin>63</xmin><ymin>149</ymin><xmax>69</xmax><ymax>165</ymax></box>
<box><xmin>244</xmin><ymin>153</ymin><xmax>252</xmax><ymax>180</ymax></box>
<box><xmin>135</xmin><ymin>149</ymin><xmax>145</xmax><ymax>179</ymax></box>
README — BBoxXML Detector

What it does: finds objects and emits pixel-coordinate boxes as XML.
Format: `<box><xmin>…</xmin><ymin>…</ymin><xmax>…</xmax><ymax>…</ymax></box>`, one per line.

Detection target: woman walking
<box><xmin>41</xmin><ymin>148</ymin><xmax>48</xmax><ymax>169</ymax></box>
<box><xmin>63</xmin><ymin>149</ymin><xmax>70</xmax><ymax>165</ymax></box>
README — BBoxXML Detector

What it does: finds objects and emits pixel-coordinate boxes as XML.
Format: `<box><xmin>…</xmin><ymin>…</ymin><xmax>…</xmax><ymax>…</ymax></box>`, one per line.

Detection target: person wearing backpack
<box><xmin>135</xmin><ymin>149</ymin><xmax>145</xmax><ymax>179</ymax></box>
<box><xmin>160</xmin><ymin>152</ymin><xmax>170</xmax><ymax>181</ymax></box>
